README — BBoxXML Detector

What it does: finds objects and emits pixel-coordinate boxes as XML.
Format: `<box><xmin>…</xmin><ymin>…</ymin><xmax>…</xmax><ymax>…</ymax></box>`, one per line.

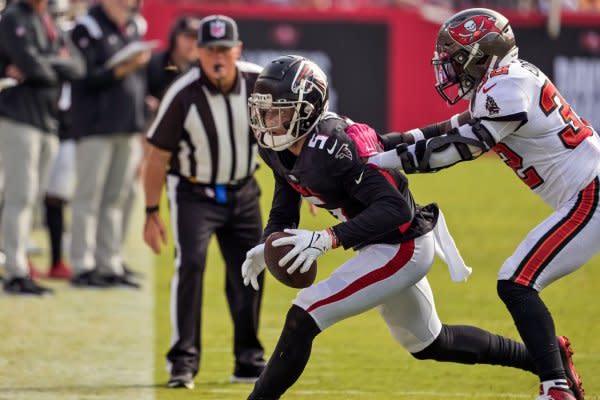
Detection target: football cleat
<box><xmin>557</xmin><ymin>336</ymin><xmax>585</xmax><ymax>400</ymax></box>
<box><xmin>167</xmin><ymin>371</ymin><xmax>194</xmax><ymax>389</ymax></box>
<box><xmin>537</xmin><ymin>387</ymin><xmax>577</xmax><ymax>400</ymax></box>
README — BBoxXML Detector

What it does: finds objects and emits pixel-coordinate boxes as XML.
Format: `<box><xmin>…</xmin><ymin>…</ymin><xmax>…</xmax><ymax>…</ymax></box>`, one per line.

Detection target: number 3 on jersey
<box><xmin>539</xmin><ymin>80</ymin><xmax>592</xmax><ymax>149</ymax></box>
<box><xmin>494</xmin><ymin>143</ymin><xmax>544</xmax><ymax>190</ymax></box>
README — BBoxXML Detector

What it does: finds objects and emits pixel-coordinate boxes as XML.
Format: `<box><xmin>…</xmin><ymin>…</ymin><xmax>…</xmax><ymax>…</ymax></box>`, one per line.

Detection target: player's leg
<box><xmin>217</xmin><ymin>178</ymin><xmax>265</xmax><ymax>382</ymax></box>
<box><xmin>249</xmin><ymin>236</ymin><xmax>432</xmax><ymax>399</ymax></box>
<box><xmin>380</xmin><ymin>277</ymin><xmax>535</xmax><ymax>372</ymax></box>
<box><xmin>497</xmin><ymin>177</ymin><xmax>600</xmax><ymax>398</ymax></box>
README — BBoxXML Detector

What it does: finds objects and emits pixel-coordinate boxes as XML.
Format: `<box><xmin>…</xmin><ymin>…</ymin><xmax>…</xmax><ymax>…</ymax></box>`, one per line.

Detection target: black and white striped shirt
<box><xmin>147</xmin><ymin>61</ymin><xmax>261</xmax><ymax>185</ymax></box>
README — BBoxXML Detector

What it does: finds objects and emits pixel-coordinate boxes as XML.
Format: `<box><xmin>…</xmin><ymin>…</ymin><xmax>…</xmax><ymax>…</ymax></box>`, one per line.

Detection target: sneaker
<box><xmin>47</xmin><ymin>261</ymin><xmax>73</xmax><ymax>280</ymax></box>
<box><xmin>28</xmin><ymin>259</ymin><xmax>44</xmax><ymax>279</ymax></box>
<box><xmin>4</xmin><ymin>276</ymin><xmax>53</xmax><ymax>295</ymax></box>
<box><xmin>167</xmin><ymin>371</ymin><xmax>194</xmax><ymax>389</ymax></box>
<box><xmin>102</xmin><ymin>273</ymin><xmax>141</xmax><ymax>289</ymax></box>
<box><xmin>537</xmin><ymin>387</ymin><xmax>577</xmax><ymax>400</ymax></box>
<box><xmin>230</xmin><ymin>363</ymin><xmax>265</xmax><ymax>384</ymax></box>
<box><xmin>558</xmin><ymin>336</ymin><xmax>585</xmax><ymax>400</ymax></box>
<box><xmin>71</xmin><ymin>270</ymin><xmax>110</xmax><ymax>288</ymax></box>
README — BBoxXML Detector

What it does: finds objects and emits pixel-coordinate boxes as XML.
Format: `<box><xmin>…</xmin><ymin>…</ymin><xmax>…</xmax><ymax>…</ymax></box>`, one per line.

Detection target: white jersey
<box><xmin>471</xmin><ymin>59</ymin><xmax>600</xmax><ymax>209</ymax></box>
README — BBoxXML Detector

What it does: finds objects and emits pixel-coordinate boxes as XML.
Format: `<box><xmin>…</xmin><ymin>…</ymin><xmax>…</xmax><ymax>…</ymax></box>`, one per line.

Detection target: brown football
<box><xmin>264</xmin><ymin>231</ymin><xmax>317</xmax><ymax>289</ymax></box>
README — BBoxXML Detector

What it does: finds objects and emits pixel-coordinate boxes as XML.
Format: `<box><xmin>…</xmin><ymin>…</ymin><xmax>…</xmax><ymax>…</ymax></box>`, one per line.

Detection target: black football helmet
<box><xmin>249</xmin><ymin>55</ymin><xmax>329</xmax><ymax>151</ymax></box>
<box><xmin>432</xmin><ymin>8</ymin><xmax>517</xmax><ymax>104</ymax></box>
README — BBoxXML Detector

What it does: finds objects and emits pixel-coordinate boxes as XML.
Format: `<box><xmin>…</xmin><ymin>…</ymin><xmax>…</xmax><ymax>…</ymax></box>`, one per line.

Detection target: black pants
<box><xmin>166</xmin><ymin>177</ymin><xmax>265</xmax><ymax>376</ymax></box>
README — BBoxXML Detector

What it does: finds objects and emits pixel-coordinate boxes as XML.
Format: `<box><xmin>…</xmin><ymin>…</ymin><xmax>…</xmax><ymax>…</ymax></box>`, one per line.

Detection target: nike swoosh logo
<box><xmin>355</xmin><ymin>170</ymin><xmax>365</xmax><ymax>184</ymax></box>
<box><xmin>327</xmin><ymin>139</ymin><xmax>338</xmax><ymax>154</ymax></box>
<box><xmin>482</xmin><ymin>83</ymin><xmax>497</xmax><ymax>94</ymax></box>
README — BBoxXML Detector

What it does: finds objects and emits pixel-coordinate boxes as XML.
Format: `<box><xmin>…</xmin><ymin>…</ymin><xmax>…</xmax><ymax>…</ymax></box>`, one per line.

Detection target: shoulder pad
<box><xmin>473</xmin><ymin>73</ymin><xmax>529</xmax><ymax>120</ymax></box>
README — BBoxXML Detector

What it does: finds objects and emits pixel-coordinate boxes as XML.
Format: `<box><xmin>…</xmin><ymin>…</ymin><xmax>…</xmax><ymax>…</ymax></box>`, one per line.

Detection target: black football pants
<box><xmin>166</xmin><ymin>177</ymin><xmax>265</xmax><ymax>376</ymax></box>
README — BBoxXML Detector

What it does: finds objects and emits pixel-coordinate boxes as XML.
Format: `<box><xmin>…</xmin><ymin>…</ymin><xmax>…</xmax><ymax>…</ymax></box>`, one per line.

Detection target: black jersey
<box><xmin>259</xmin><ymin>113</ymin><xmax>438</xmax><ymax>249</ymax></box>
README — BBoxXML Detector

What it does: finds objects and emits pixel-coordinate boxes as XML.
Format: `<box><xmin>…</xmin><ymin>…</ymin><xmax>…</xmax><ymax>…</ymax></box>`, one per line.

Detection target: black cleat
<box><xmin>102</xmin><ymin>273</ymin><xmax>141</xmax><ymax>289</ymax></box>
<box><xmin>71</xmin><ymin>270</ymin><xmax>110</xmax><ymax>288</ymax></box>
<box><xmin>231</xmin><ymin>362</ymin><xmax>265</xmax><ymax>384</ymax></box>
<box><xmin>4</xmin><ymin>276</ymin><xmax>53</xmax><ymax>295</ymax></box>
<box><xmin>167</xmin><ymin>371</ymin><xmax>194</xmax><ymax>389</ymax></box>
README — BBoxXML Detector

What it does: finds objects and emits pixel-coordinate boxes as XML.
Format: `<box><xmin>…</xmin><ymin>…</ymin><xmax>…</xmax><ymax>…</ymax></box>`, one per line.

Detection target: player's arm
<box><xmin>261</xmin><ymin>171</ymin><xmax>302</xmax><ymax>242</ymax></box>
<box><xmin>368</xmin><ymin>116</ymin><xmax>523</xmax><ymax>173</ymax></box>
<box><xmin>333</xmin><ymin>165</ymin><xmax>414</xmax><ymax>249</ymax></box>
<box><xmin>378</xmin><ymin>110</ymin><xmax>472</xmax><ymax>149</ymax></box>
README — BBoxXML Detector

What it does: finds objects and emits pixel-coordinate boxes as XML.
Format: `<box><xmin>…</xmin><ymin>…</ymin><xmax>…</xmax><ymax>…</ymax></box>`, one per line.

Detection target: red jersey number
<box><xmin>494</xmin><ymin>143</ymin><xmax>544</xmax><ymax>190</ymax></box>
<box><xmin>539</xmin><ymin>80</ymin><xmax>592</xmax><ymax>149</ymax></box>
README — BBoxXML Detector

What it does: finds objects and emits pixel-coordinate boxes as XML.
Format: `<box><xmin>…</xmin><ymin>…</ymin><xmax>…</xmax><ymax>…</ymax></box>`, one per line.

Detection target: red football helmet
<box><xmin>432</xmin><ymin>8</ymin><xmax>517</xmax><ymax>104</ymax></box>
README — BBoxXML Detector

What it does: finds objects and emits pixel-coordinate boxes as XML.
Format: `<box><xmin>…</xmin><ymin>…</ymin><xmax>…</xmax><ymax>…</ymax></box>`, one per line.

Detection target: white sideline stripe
<box><xmin>206</xmin><ymin>388</ymin><xmax>531</xmax><ymax>398</ymax></box>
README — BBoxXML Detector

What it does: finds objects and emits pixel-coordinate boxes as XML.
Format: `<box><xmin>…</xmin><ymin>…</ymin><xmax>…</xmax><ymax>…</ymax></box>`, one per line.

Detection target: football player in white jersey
<box><xmin>351</xmin><ymin>8</ymin><xmax>593</xmax><ymax>400</ymax></box>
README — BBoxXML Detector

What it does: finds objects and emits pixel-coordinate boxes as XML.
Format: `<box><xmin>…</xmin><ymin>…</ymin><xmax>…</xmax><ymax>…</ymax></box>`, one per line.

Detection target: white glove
<box><xmin>273</xmin><ymin>228</ymin><xmax>335</xmax><ymax>275</ymax></box>
<box><xmin>241</xmin><ymin>243</ymin><xmax>266</xmax><ymax>291</ymax></box>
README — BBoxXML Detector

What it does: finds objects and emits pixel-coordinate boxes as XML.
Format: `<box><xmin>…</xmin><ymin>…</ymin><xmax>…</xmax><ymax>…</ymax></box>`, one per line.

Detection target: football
<box><xmin>264</xmin><ymin>231</ymin><xmax>317</xmax><ymax>289</ymax></box>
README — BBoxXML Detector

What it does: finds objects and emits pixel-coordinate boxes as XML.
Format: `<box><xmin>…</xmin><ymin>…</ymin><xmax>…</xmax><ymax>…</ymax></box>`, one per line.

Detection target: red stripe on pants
<box><xmin>306</xmin><ymin>240</ymin><xmax>415</xmax><ymax>313</ymax></box>
<box><xmin>514</xmin><ymin>179</ymin><xmax>597</xmax><ymax>286</ymax></box>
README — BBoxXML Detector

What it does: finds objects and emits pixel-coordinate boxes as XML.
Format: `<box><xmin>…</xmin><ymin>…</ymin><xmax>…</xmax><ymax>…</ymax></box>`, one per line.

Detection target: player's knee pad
<box><xmin>497</xmin><ymin>279</ymin><xmax>538</xmax><ymax>306</ymax></box>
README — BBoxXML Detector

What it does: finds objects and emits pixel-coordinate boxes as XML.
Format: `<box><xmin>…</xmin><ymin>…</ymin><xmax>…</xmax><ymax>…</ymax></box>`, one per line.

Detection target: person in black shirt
<box><xmin>146</xmin><ymin>16</ymin><xmax>200</xmax><ymax>101</ymax></box>
<box><xmin>242</xmin><ymin>55</ymin><xmax>547</xmax><ymax>399</ymax></box>
<box><xmin>0</xmin><ymin>0</ymin><xmax>84</xmax><ymax>294</ymax></box>
<box><xmin>144</xmin><ymin>15</ymin><xmax>265</xmax><ymax>389</ymax></box>
<box><xmin>68</xmin><ymin>0</ymin><xmax>148</xmax><ymax>288</ymax></box>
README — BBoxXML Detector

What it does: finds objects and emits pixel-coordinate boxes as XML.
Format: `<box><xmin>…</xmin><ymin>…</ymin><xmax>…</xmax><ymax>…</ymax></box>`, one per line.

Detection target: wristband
<box><xmin>145</xmin><ymin>205</ymin><xmax>160</xmax><ymax>214</ymax></box>
<box><xmin>450</xmin><ymin>114</ymin><xmax>460</xmax><ymax>129</ymax></box>
<box><xmin>326</xmin><ymin>227</ymin><xmax>340</xmax><ymax>249</ymax></box>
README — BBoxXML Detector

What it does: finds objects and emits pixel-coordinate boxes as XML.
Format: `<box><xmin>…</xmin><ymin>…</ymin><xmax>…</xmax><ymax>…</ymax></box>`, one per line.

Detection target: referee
<box><xmin>143</xmin><ymin>15</ymin><xmax>265</xmax><ymax>389</ymax></box>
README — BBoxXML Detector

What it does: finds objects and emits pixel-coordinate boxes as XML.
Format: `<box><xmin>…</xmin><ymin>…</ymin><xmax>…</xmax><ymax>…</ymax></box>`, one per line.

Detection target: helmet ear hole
<box><xmin>304</xmin><ymin>103</ymin><xmax>314</xmax><ymax>116</ymax></box>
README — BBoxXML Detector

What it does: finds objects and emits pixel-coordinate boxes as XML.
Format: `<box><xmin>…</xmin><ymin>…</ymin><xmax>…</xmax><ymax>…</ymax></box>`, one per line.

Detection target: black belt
<box><xmin>186</xmin><ymin>175</ymin><xmax>252</xmax><ymax>190</ymax></box>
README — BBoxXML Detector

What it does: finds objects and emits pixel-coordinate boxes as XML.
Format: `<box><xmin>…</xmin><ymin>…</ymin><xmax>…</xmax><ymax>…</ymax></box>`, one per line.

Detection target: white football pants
<box><xmin>294</xmin><ymin>232</ymin><xmax>443</xmax><ymax>353</ymax></box>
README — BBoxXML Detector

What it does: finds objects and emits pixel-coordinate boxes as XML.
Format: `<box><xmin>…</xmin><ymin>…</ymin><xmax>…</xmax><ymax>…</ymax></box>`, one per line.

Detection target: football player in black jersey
<box><xmin>241</xmin><ymin>55</ymin><xmax>539</xmax><ymax>399</ymax></box>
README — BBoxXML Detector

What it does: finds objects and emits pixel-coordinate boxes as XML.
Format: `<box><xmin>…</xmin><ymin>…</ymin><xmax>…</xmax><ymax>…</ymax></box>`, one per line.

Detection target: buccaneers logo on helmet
<box><xmin>448</xmin><ymin>15</ymin><xmax>502</xmax><ymax>46</ymax></box>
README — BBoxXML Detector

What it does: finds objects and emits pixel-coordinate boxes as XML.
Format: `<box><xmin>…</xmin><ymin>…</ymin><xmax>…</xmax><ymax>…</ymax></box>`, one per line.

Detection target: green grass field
<box><xmin>1</xmin><ymin>156</ymin><xmax>599</xmax><ymax>399</ymax></box>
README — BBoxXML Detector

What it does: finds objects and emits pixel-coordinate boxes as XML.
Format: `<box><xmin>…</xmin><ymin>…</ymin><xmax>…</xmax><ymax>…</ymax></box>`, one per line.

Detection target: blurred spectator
<box><xmin>147</xmin><ymin>16</ymin><xmax>200</xmax><ymax>100</ymax></box>
<box><xmin>68</xmin><ymin>0</ymin><xmax>149</xmax><ymax>288</ymax></box>
<box><xmin>42</xmin><ymin>0</ymin><xmax>79</xmax><ymax>281</ymax></box>
<box><xmin>0</xmin><ymin>0</ymin><xmax>85</xmax><ymax>295</ymax></box>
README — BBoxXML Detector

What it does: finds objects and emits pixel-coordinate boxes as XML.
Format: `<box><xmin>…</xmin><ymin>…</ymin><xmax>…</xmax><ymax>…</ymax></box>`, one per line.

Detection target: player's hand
<box><xmin>241</xmin><ymin>243</ymin><xmax>266</xmax><ymax>291</ymax></box>
<box><xmin>273</xmin><ymin>228</ymin><xmax>334</xmax><ymax>274</ymax></box>
<box><xmin>143</xmin><ymin>212</ymin><xmax>167</xmax><ymax>254</ymax></box>
<box><xmin>345</xmin><ymin>123</ymin><xmax>382</xmax><ymax>159</ymax></box>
